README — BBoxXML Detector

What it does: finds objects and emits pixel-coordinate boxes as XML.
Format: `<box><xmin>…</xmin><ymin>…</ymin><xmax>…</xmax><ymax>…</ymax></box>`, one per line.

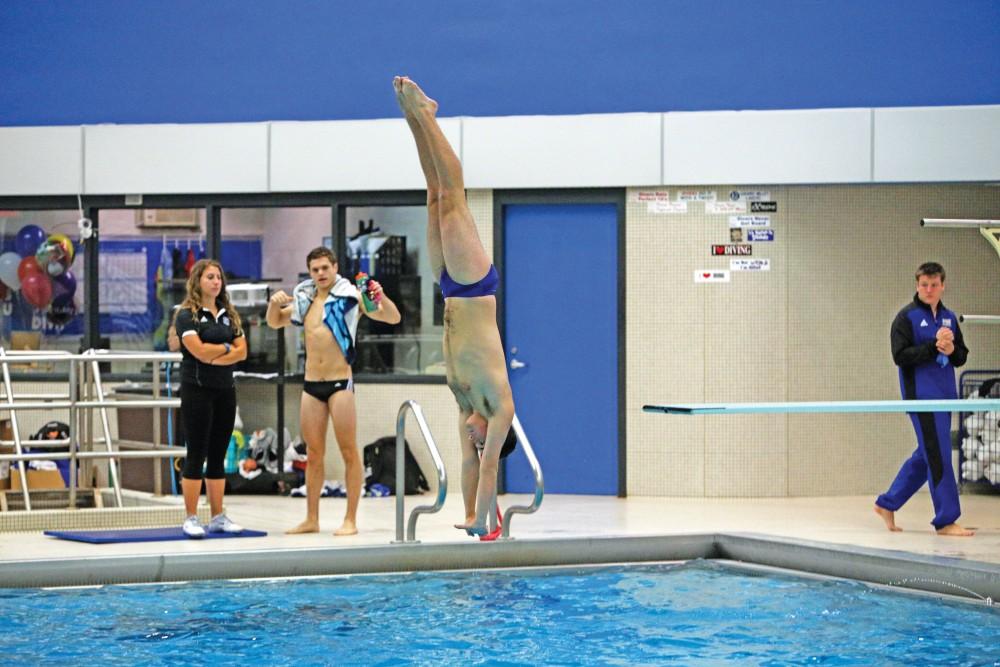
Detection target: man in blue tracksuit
<box><xmin>875</xmin><ymin>262</ymin><xmax>973</xmax><ymax>536</ymax></box>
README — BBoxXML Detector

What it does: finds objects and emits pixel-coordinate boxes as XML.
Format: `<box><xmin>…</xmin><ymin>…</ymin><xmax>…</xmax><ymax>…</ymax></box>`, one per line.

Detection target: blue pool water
<box><xmin>1</xmin><ymin>561</ymin><xmax>998</xmax><ymax>665</ymax></box>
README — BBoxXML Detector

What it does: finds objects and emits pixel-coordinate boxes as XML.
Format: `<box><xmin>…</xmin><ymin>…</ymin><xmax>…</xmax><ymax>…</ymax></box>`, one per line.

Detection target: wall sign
<box><xmin>694</xmin><ymin>270</ymin><xmax>731</xmax><ymax>283</ymax></box>
<box><xmin>730</xmin><ymin>258</ymin><xmax>771</xmax><ymax>271</ymax></box>
<box><xmin>747</xmin><ymin>229</ymin><xmax>775</xmax><ymax>241</ymax></box>
<box><xmin>711</xmin><ymin>244</ymin><xmax>752</xmax><ymax>256</ymax></box>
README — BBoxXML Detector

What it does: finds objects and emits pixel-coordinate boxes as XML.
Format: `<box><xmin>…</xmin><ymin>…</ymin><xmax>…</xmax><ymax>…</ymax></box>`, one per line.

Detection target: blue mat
<box><xmin>45</xmin><ymin>527</ymin><xmax>268</xmax><ymax>544</ymax></box>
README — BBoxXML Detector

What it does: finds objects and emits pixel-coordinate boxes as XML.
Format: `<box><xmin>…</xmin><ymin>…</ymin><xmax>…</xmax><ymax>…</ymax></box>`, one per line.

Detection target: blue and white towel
<box><xmin>291</xmin><ymin>275</ymin><xmax>361</xmax><ymax>364</ymax></box>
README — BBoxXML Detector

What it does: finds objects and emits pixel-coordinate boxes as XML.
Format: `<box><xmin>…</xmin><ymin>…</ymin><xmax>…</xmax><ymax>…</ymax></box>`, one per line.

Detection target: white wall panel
<box><xmin>270</xmin><ymin>118</ymin><xmax>461</xmax><ymax>192</ymax></box>
<box><xmin>663</xmin><ymin>109</ymin><xmax>871</xmax><ymax>185</ymax></box>
<box><xmin>463</xmin><ymin>113</ymin><xmax>661</xmax><ymax>188</ymax></box>
<box><xmin>873</xmin><ymin>105</ymin><xmax>1000</xmax><ymax>182</ymax></box>
<box><xmin>0</xmin><ymin>126</ymin><xmax>82</xmax><ymax>195</ymax></box>
<box><xmin>84</xmin><ymin>123</ymin><xmax>268</xmax><ymax>194</ymax></box>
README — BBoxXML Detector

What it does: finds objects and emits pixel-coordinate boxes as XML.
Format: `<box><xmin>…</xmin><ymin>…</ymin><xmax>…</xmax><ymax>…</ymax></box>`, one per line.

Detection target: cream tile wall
<box><xmin>627</xmin><ymin>183</ymin><xmax>1000</xmax><ymax>496</ymax></box>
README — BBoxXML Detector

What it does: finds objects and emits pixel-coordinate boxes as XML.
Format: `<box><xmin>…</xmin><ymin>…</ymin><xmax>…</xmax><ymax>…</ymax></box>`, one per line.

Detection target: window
<box><xmin>345</xmin><ymin>206</ymin><xmax>444</xmax><ymax>376</ymax></box>
<box><xmin>96</xmin><ymin>208</ymin><xmax>207</xmax><ymax>374</ymax></box>
<box><xmin>0</xmin><ymin>211</ymin><xmax>86</xmax><ymax>369</ymax></box>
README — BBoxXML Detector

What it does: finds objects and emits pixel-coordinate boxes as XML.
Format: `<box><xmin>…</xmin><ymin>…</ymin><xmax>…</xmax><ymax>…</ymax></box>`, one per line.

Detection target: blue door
<box><xmin>502</xmin><ymin>203</ymin><xmax>619</xmax><ymax>495</ymax></box>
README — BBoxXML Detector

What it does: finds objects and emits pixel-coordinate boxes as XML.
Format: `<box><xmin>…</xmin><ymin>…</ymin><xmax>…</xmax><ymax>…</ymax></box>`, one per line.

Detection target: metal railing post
<box><xmin>393</xmin><ymin>400</ymin><xmax>448</xmax><ymax>543</ymax></box>
<box><xmin>152</xmin><ymin>360</ymin><xmax>162</xmax><ymax>496</ymax></box>
<box><xmin>500</xmin><ymin>413</ymin><xmax>544</xmax><ymax>539</ymax></box>
<box><xmin>68</xmin><ymin>359</ymin><xmax>78</xmax><ymax>509</ymax></box>
<box><xmin>0</xmin><ymin>348</ymin><xmax>31</xmax><ymax>510</ymax></box>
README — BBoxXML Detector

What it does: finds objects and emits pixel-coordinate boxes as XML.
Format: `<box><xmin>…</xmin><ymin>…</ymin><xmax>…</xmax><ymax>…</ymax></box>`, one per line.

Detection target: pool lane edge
<box><xmin>2</xmin><ymin>533</ymin><xmax>997</xmax><ymax>601</ymax></box>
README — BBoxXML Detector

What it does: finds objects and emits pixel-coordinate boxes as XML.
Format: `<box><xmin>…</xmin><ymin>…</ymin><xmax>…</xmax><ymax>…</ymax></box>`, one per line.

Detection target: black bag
<box><xmin>32</xmin><ymin>421</ymin><xmax>70</xmax><ymax>442</ymax></box>
<box><xmin>363</xmin><ymin>436</ymin><xmax>430</xmax><ymax>495</ymax></box>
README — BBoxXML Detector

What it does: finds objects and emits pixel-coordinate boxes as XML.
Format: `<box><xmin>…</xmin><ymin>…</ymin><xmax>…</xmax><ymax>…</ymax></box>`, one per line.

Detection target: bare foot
<box><xmin>874</xmin><ymin>505</ymin><xmax>902</xmax><ymax>532</ymax></box>
<box><xmin>454</xmin><ymin>518</ymin><xmax>487</xmax><ymax>537</ymax></box>
<box><xmin>394</xmin><ymin>76</ymin><xmax>438</xmax><ymax>117</ymax></box>
<box><xmin>333</xmin><ymin>519</ymin><xmax>358</xmax><ymax>536</ymax></box>
<box><xmin>936</xmin><ymin>523</ymin><xmax>975</xmax><ymax>537</ymax></box>
<box><xmin>285</xmin><ymin>519</ymin><xmax>320</xmax><ymax>534</ymax></box>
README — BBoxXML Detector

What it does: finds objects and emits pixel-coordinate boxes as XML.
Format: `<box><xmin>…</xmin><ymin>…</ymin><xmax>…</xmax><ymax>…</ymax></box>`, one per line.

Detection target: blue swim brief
<box><xmin>439</xmin><ymin>265</ymin><xmax>499</xmax><ymax>299</ymax></box>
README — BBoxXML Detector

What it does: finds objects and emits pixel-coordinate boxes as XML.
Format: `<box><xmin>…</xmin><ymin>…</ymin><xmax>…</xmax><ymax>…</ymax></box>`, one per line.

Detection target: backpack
<box><xmin>363</xmin><ymin>436</ymin><xmax>430</xmax><ymax>495</ymax></box>
<box><xmin>32</xmin><ymin>421</ymin><xmax>70</xmax><ymax>443</ymax></box>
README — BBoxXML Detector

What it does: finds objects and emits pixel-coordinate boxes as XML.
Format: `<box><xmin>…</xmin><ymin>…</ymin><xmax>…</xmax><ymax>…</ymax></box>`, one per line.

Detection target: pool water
<box><xmin>1</xmin><ymin>561</ymin><xmax>998</xmax><ymax>665</ymax></box>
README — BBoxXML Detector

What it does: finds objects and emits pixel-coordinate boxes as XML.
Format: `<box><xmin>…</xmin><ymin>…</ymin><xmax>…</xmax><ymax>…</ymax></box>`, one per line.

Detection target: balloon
<box><xmin>51</xmin><ymin>270</ymin><xmax>77</xmax><ymax>300</ymax></box>
<box><xmin>47</xmin><ymin>233</ymin><xmax>75</xmax><ymax>265</ymax></box>
<box><xmin>15</xmin><ymin>225</ymin><xmax>46</xmax><ymax>258</ymax></box>
<box><xmin>36</xmin><ymin>240</ymin><xmax>72</xmax><ymax>277</ymax></box>
<box><xmin>21</xmin><ymin>272</ymin><xmax>53</xmax><ymax>309</ymax></box>
<box><xmin>0</xmin><ymin>252</ymin><xmax>22</xmax><ymax>290</ymax></box>
<box><xmin>17</xmin><ymin>256</ymin><xmax>44</xmax><ymax>283</ymax></box>
<box><xmin>47</xmin><ymin>293</ymin><xmax>77</xmax><ymax>326</ymax></box>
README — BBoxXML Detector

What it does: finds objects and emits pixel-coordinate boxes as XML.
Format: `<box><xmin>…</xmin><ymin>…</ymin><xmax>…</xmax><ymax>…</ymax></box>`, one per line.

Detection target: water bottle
<box><xmin>355</xmin><ymin>272</ymin><xmax>381</xmax><ymax>312</ymax></box>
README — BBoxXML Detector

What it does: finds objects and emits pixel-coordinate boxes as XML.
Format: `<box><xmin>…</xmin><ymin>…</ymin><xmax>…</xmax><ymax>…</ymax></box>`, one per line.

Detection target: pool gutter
<box><xmin>2</xmin><ymin>533</ymin><xmax>997</xmax><ymax>602</ymax></box>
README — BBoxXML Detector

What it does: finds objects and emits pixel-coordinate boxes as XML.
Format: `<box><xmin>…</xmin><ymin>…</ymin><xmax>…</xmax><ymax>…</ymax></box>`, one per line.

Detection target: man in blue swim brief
<box><xmin>395</xmin><ymin>75</ymin><xmax>515</xmax><ymax>537</ymax></box>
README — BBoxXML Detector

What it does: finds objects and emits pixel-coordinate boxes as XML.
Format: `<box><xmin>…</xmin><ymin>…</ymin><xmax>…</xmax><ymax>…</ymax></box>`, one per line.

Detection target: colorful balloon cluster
<box><xmin>0</xmin><ymin>224</ymin><xmax>78</xmax><ymax>325</ymax></box>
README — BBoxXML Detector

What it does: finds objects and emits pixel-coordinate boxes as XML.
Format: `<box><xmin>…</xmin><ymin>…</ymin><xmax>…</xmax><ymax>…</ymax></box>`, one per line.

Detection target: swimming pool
<box><xmin>3</xmin><ymin>560</ymin><xmax>998</xmax><ymax>665</ymax></box>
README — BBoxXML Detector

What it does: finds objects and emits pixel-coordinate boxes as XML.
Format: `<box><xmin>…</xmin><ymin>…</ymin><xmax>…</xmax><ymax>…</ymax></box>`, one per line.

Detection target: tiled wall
<box><xmin>627</xmin><ymin>183</ymin><xmax>1000</xmax><ymax>496</ymax></box>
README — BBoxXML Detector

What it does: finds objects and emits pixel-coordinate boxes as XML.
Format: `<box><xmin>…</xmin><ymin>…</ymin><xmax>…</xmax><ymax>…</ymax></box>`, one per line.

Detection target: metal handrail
<box><xmin>0</xmin><ymin>439</ymin><xmax>71</xmax><ymax>448</ymax></box>
<box><xmin>1</xmin><ymin>450</ymin><xmax>186</xmax><ymax>462</ymax></box>
<box><xmin>0</xmin><ymin>348</ymin><xmax>32</xmax><ymax>509</ymax></box>
<box><xmin>394</xmin><ymin>400</ymin><xmax>447</xmax><ymax>543</ymax></box>
<box><xmin>0</xmin><ymin>400</ymin><xmax>180</xmax><ymax>410</ymax></box>
<box><xmin>83</xmin><ymin>349</ymin><xmax>123</xmax><ymax>507</ymax></box>
<box><xmin>0</xmin><ymin>348</ymin><xmax>183</xmax><ymax>511</ymax></box>
<box><xmin>500</xmin><ymin>413</ymin><xmax>544</xmax><ymax>539</ymax></box>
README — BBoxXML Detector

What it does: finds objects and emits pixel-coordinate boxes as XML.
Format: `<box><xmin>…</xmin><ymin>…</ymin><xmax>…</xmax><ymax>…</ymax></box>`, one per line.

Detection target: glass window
<box><xmin>96</xmin><ymin>208</ymin><xmax>206</xmax><ymax>374</ymax></box>
<box><xmin>221</xmin><ymin>207</ymin><xmax>330</xmax><ymax>376</ymax></box>
<box><xmin>345</xmin><ymin>206</ymin><xmax>444</xmax><ymax>376</ymax></box>
<box><xmin>0</xmin><ymin>211</ymin><xmax>86</xmax><ymax>371</ymax></box>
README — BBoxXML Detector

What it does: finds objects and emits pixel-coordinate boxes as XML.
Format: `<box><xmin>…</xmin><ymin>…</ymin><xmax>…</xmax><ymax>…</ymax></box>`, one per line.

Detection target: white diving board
<box><xmin>642</xmin><ymin>399</ymin><xmax>1000</xmax><ymax>415</ymax></box>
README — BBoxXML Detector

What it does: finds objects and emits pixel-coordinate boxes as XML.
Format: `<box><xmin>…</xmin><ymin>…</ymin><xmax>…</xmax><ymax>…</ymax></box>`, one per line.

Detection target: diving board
<box><xmin>642</xmin><ymin>399</ymin><xmax>1000</xmax><ymax>415</ymax></box>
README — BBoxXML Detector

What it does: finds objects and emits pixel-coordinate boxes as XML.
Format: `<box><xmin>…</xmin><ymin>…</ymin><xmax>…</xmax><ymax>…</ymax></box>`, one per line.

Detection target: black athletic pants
<box><xmin>180</xmin><ymin>383</ymin><xmax>237</xmax><ymax>479</ymax></box>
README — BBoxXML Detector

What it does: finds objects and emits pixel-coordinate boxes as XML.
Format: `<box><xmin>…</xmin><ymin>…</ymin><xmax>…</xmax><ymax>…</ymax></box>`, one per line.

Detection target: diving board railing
<box><xmin>498</xmin><ymin>413</ymin><xmax>544</xmax><ymax>540</ymax></box>
<box><xmin>393</xmin><ymin>400</ymin><xmax>447</xmax><ymax>543</ymax></box>
<box><xmin>642</xmin><ymin>399</ymin><xmax>1000</xmax><ymax>415</ymax></box>
<box><xmin>959</xmin><ymin>315</ymin><xmax>1000</xmax><ymax>325</ymax></box>
<box><xmin>0</xmin><ymin>349</ymin><xmax>183</xmax><ymax>511</ymax></box>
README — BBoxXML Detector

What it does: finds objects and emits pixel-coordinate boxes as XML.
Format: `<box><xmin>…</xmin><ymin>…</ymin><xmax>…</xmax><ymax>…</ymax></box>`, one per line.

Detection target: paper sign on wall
<box><xmin>711</xmin><ymin>244</ymin><xmax>752</xmax><ymax>256</ymax></box>
<box><xmin>694</xmin><ymin>270</ymin><xmax>731</xmax><ymax>283</ymax></box>
<box><xmin>648</xmin><ymin>201</ymin><xmax>688</xmax><ymax>214</ymax></box>
<box><xmin>705</xmin><ymin>201</ymin><xmax>747</xmax><ymax>214</ymax></box>
<box><xmin>676</xmin><ymin>190</ymin><xmax>717</xmax><ymax>202</ymax></box>
<box><xmin>728</xmin><ymin>190</ymin><xmax>771</xmax><ymax>202</ymax></box>
<box><xmin>729</xmin><ymin>215</ymin><xmax>771</xmax><ymax>228</ymax></box>
<box><xmin>730</xmin><ymin>259</ymin><xmax>770</xmax><ymax>271</ymax></box>
<box><xmin>747</xmin><ymin>229</ymin><xmax>775</xmax><ymax>241</ymax></box>
<box><xmin>631</xmin><ymin>190</ymin><xmax>670</xmax><ymax>203</ymax></box>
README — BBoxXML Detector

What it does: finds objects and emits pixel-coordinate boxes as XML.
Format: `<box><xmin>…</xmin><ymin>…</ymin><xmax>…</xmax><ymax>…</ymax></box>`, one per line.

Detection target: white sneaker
<box><xmin>207</xmin><ymin>513</ymin><xmax>244</xmax><ymax>534</ymax></box>
<box><xmin>182</xmin><ymin>515</ymin><xmax>205</xmax><ymax>539</ymax></box>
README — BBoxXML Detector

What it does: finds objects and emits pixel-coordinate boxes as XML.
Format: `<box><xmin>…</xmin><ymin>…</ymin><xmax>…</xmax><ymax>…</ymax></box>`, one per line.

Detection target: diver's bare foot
<box><xmin>285</xmin><ymin>519</ymin><xmax>320</xmax><ymax>534</ymax></box>
<box><xmin>936</xmin><ymin>523</ymin><xmax>974</xmax><ymax>537</ymax></box>
<box><xmin>874</xmin><ymin>505</ymin><xmax>902</xmax><ymax>532</ymax></box>
<box><xmin>394</xmin><ymin>76</ymin><xmax>438</xmax><ymax>117</ymax></box>
<box><xmin>454</xmin><ymin>518</ymin><xmax>487</xmax><ymax>536</ymax></box>
<box><xmin>333</xmin><ymin>520</ymin><xmax>358</xmax><ymax>536</ymax></box>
